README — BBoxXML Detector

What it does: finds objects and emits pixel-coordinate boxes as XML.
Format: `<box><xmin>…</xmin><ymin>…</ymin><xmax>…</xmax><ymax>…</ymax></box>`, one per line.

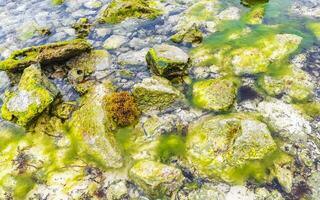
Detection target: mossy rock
<box><xmin>307</xmin><ymin>22</ymin><xmax>320</xmax><ymax>40</ymax></box>
<box><xmin>129</xmin><ymin>160</ymin><xmax>184</xmax><ymax>198</ymax></box>
<box><xmin>243</xmin><ymin>4</ymin><xmax>265</xmax><ymax>24</ymax></box>
<box><xmin>72</xmin><ymin>17</ymin><xmax>92</xmax><ymax>38</ymax></box>
<box><xmin>52</xmin><ymin>0</ymin><xmax>64</xmax><ymax>5</ymax></box>
<box><xmin>171</xmin><ymin>24</ymin><xmax>203</xmax><ymax>44</ymax></box>
<box><xmin>1</xmin><ymin>65</ymin><xmax>59</xmax><ymax>126</ymax></box>
<box><xmin>192</xmin><ymin>78</ymin><xmax>238</xmax><ymax>111</ymax></box>
<box><xmin>67</xmin><ymin>81</ymin><xmax>123</xmax><ymax>169</ymax></box>
<box><xmin>132</xmin><ymin>76</ymin><xmax>183</xmax><ymax>111</ymax></box>
<box><xmin>98</xmin><ymin>0</ymin><xmax>162</xmax><ymax>24</ymax></box>
<box><xmin>0</xmin><ymin>39</ymin><xmax>91</xmax><ymax>71</ymax></box>
<box><xmin>146</xmin><ymin>44</ymin><xmax>190</xmax><ymax>79</ymax></box>
<box><xmin>186</xmin><ymin>114</ymin><xmax>278</xmax><ymax>183</ymax></box>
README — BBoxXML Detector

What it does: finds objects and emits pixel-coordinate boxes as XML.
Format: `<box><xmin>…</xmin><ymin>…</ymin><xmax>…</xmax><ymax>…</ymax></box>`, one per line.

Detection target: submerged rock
<box><xmin>129</xmin><ymin>160</ymin><xmax>184</xmax><ymax>197</ymax></box>
<box><xmin>186</xmin><ymin>114</ymin><xmax>277</xmax><ymax>182</ymax></box>
<box><xmin>1</xmin><ymin>65</ymin><xmax>58</xmax><ymax>126</ymax></box>
<box><xmin>257</xmin><ymin>98</ymin><xmax>312</xmax><ymax>145</ymax></box>
<box><xmin>67</xmin><ymin>81</ymin><xmax>123</xmax><ymax>168</ymax></box>
<box><xmin>244</xmin><ymin>4</ymin><xmax>265</xmax><ymax>24</ymax></box>
<box><xmin>98</xmin><ymin>0</ymin><xmax>162</xmax><ymax>24</ymax></box>
<box><xmin>192</xmin><ymin>78</ymin><xmax>237</xmax><ymax>111</ymax></box>
<box><xmin>103</xmin><ymin>35</ymin><xmax>127</xmax><ymax>50</ymax></box>
<box><xmin>72</xmin><ymin>17</ymin><xmax>92</xmax><ymax>38</ymax></box>
<box><xmin>307</xmin><ymin>22</ymin><xmax>320</xmax><ymax>40</ymax></box>
<box><xmin>0</xmin><ymin>39</ymin><xmax>91</xmax><ymax>71</ymax></box>
<box><xmin>132</xmin><ymin>76</ymin><xmax>183</xmax><ymax>111</ymax></box>
<box><xmin>171</xmin><ymin>24</ymin><xmax>203</xmax><ymax>44</ymax></box>
<box><xmin>146</xmin><ymin>44</ymin><xmax>190</xmax><ymax>79</ymax></box>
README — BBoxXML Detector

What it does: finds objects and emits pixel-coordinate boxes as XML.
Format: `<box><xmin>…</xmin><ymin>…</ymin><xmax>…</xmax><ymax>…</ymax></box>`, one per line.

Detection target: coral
<box><xmin>98</xmin><ymin>0</ymin><xmax>162</xmax><ymax>24</ymax></box>
<box><xmin>0</xmin><ymin>39</ymin><xmax>91</xmax><ymax>71</ymax></box>
<box><xmin>104</xmin><ymin>91</ymin><xmax>141</xmax><ymax>127</ymax></box>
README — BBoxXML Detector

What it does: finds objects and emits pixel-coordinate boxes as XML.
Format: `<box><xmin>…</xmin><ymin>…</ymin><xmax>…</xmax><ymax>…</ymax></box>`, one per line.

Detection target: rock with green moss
<box><xmin>52</xmin><ymin>0</ymin><xmax>64</xmax><ymax>5</ymax></box>
<box><xmin>270</xmin><ymin>153</ymin><xmax>293</xmax><ymax>193</ymax></box>
<box><xmin>230</xmin><ymin>34</ymin><xmax>302</xmax><ymax>75</ymax></box>
<box><xmin>146</xmin><ymin>44</ymin><xmax>190</xmax><ymax>79</ymax></box>
<box><xmin>192</xmin><ymin>78</ymin><xmax>237</xmax><ymax>111</ymax></box>
<box><xmin>244</xmin><ymin>4</ymin><xmax>265</xmax><ymax>24</ymax></box>
<box><xmin>171</xmin><ymin>24</ymin><xmax>203</xmax><ymax>44</ymax></box>
<box><xmin>132</xmin><ymin>76</ymin><xmax>183</xmax><ymax>111</ymax></box>
<box><xmin>186</xmin><ymin>114</ymin><xmax>277</xmax><ymax>183</ymax></box>
<box><xmin>307</xmin><ymin>22</ymin><xmax>320</xmax><ymax>40</ymax></box>
<box><xmin>258</xmin><ymin>67</ymin><xmax>314</xmax><ymax>102</ymax></box>
<box><xmin>98</xmin><ymin>0</ymin><xmax>162</xmax><ymax>24</ymax></box>
<box><xmin>72</xmin><ymin>17</ymin><xmax>92</xmax><ymax>38</ymax></box>
<box><xmin>67</xmin><ymin>81</ymin><xmax>123</xmax><ymax>168</ymax></box>
<box><xmin>66</xmin><ymin>50</ymin><xmax>110</xmax><ymax>94</ymax></box>
<box><xmin>1</xmin><ymin>65</ymin><xmax>59</xmax><ymax>126</ymax></box>
<box><xmin>129</xmin><ymin>160</ymin><xmax>184</xmax><ymax>197</ymax></box>
<box><xmin>0</xmin><ymin>39</ymin><xmax>91</xmax><ymax>71</ymax></box>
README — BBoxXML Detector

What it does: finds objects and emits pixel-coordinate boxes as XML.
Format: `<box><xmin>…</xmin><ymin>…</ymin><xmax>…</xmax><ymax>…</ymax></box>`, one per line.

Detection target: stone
<box><xmin>307</xmin><ymin>22</ymin><xmax>320</xmax><ymax>40</ymax></box>
<box><xmin>257</xmin><ymin>99</ymin><xmax>312</xmax><ymax>145</ymax></box>
<box><xmin>258</xmin><ymin>67</ymin><xmax>314</xmax><ymax>102</ymax></box>
<box><xmin>0</xmin><ymin>39</ymin><xmax>91</xmax><ymax>71</ymax></box>
<box><xmin>106</xmin><ymin>180</ymin><xmax>128</xmax><ymax>200</ymax></box>
<box><xmin>270</xmin><ymin>153</ymin><xmax>293</xmax><ymax>193</ymax></box>
<box><xmin>177</xmin><ymin>183</ymin><xmax>226</xmax><ymax>200</ymax></box>
<box><xmin>1</xmin><ymin>65</ymin><xmax>59</xmax><ymax>126</ymax></box>
<box><xmin>84</xmin><ymin>0</ymin><xmax>102</xmax><ymax>9</ymax></box>
<box><xmin>118</xmin><ymin>48</ymin><xmax>148</xmax><ymax>65</ymax></box>
<box><xmin>192</xmin><ymin>78</ymin><xmax>237</xmax><ymax>111</ymax></box>
<box><xmin>98</xmin><ymin>0</ymin><xmax>162</xmax><ymax>24</ymax></box>
<box><xmin>67</xmin><ymin>81</ymin><xmax>123</xmax><ymax>168</ymax></box>
<box><xmin>72</xmin><ymin>17</ymin><xmax>92</xmax><ymax>38</ymax></box>
<box><xmin>186</xmin><ymin>114</ymin><xmax>277</xmax><ymax>182</ymax></box>
<box><xmin>146</xmin><ymin>44</ymin><xmax>190</xmax><ymax>79</ymax></box>
<box><xmin>103</xmin><ymin>35</ymin><xmax>127</xmax><ymax>49</ymax></box>
<box><xmin>225</xmin><ymin>186</ymin><xmax>255</xmax><ymax>200</ymax></box>
<box><xmin>308</xmin><ymin>171</ymin><xmax>320</xmax><ymax>200</ymax></box>
<box><xmin>171</xmin><ymin>24</ymin><xmax>203</xmax><ymax>44</ymax></box>
<box><xmin>132</xmin><ymin>76</ymin><xmax>183</xmax><ymax>111</ymax></box>
<box><xmin>129</xmin><ymin>160</ymin><xmax>184</xmax><ymax>197</ymax></box>
<box><xmin>244</xmin><ymin>4</ymin><xmax>265</xmax><ymax>24</ymax></box>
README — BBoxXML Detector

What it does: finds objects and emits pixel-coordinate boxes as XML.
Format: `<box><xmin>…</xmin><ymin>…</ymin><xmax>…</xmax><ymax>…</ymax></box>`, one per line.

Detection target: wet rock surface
<box><xmin>0</xmin><ymin>0</ymin><xmax>319</xmax><ymax>199</ymax></box>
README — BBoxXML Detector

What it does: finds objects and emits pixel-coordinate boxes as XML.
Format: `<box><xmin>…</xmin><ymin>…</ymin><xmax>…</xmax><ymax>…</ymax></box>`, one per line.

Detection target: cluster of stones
<box><xmin>0</xmin><ymin>0</ymin><xmax>319</xmax><ymax>199</ymax></box>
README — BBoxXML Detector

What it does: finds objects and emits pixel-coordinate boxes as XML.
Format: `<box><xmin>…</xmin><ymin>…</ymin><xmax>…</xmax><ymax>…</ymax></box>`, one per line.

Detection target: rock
<box><xmin>244</xmin><ymin>4</ymin><xmax>265</xmax><ymax>24</ymax></box>
<box><xmin>308</xmin><ymin>171</ymin><xmax>320</xmax><ymax>200</ymax></box>
<box><xmin>186</xmin><ymin>114</ymin><xmax>277</xmax><ymax>182</ymax></box>
<box><xmin>225</xmin><ymin>186</ymin><xmax>255</xmax><ymax>200</ymax></box>
<box><xmin>177</xmin><ymin>183</ymin><xmax>227</xmax><ymax>200</ymax></box>
<box><xmin>0</xmin><ymin>39</ymin><xmax>91</xmax><ymax>71</ymax></box>
<box><xmin>132</xmin><ymin>76</ymin><xmax>183</xmax><ymax>111</ymax></box>
<box><xmin>257</xmin><ymin>99</ymin><xmax>312</xmax><ymax>145</ymax></box>
<box><xmin>230</xmin><ymin>34</ymin><xmax>302</xmax><ymax>75</ymax></box>
<box><xmin>1</xmin><ymin>65</ymin><xmax>59</xmax><ymax>126</ymax></box>
<box><xmin>66</xmin><ymin>50</ymin><xmax>111</xmax><ymax>94</ymax></box>
<box><xmin>217</xmin><ymin>7</ymin><xmax>241</xmax><ymax>21</ymax></box>
<box><xmin>258</xmin><ymin>67</ymin><xmax>314</xmax><ymax>102</ymax></box>
<box><xmin>72</xmin><ymin>17</ymin><xmax>92</xmax><ymax>38</ymax></box>
<box><xmin>241</xmin><ymin>0</ymin><xmax>269</xmax><ymax>7</ymax></box>
<box><xmin>103</xmin><ymin>35</ymin><xmax>127</xmax><ymax>49</ymax></box>
<box><xmin>98</xmin><ymin>0</ymin><xmax>162</xmax><ymax>24</ymax></box>
<box><xmin>192</xmin><ymin>78</ymin><xmax>237</xmax><ymax>111</ymax></box>
<box><xmin>118</xmin><ymin>48</ymin><xmax>148</xmax><ymax>65</ymax></box>
<box><xmin>254</xmin><ymin>188</ymin><xmax>284</xmax><ymax>200</ymax></box>
<box><xmin>270</xmin><ymin>153</ymin><xmax>293</xmax><ymax>193</ymax></box>
<box><xmin>67</xmin><ymin>81</ymin><xmax>123</xmax><ymax>168</ymax></box>
<box><xmin>105</xmin><ymin>180</ymin><xmax>128</xmax><ymax>200</ymax></box>
<box><xmin>171</xmin><ymin>24</ymin><xmax>203</xmax><ymax>44</ymax></box>
<box><xmin>307</xmin><ymin>22</ymin><xmax>320</xmax><ymax>40</ymax></box>
<box><xmin>146</xmin><ymin>44</ymin><xmax>190</xmax><ymax>79</ymax></box>
<box><xmin>129</xmin><ymin>160</ymin><xmax>184</xmax><ymax>197</ymax></box>
<box><xmin>0</xmin><ymin>71</ymin><xmax>10</xmax><ymax>94</ymax></box>
<box><xmin>84</xmin><ymin>0</ymin><xmax>102</xmax><ymax>9</ymax></box>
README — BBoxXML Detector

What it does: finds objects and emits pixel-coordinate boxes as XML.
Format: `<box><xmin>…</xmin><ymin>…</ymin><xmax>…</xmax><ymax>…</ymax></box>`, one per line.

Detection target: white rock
<box><xmin>103</xmin><ymin>35</ymin><xmax>127</xmax><ymax>49</ymax></box>
<box><xmin>226</xmin><ymin>186</ymin><xmax>255</xmax><ymax>200</ymax></box>
<box><xmin>118</xmin><ymin>48</ymin><xmax>148</xmax><ymax>65</ymax></box>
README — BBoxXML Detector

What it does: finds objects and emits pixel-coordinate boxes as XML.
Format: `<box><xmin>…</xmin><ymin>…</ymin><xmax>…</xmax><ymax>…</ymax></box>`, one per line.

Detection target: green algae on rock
<box><xmin>146</xmin><ymin>44</ymin><xmax>190</xmax><ymax>79</ymax></box>
<box><xmin>98</xmin><ymin>0</ymin><xmax>162</xmax><ymax>24</ymax></box>
<box><xmin>132</xmin><ymin>76</ymin><xmax>183</xmax><ymax>111</ymax></box>
<box><xmin>192</xmin><ymin>78</ymin><xmax>238</xmax><ymax>111</ymax></box>
<box><xmin>52</xmin><ymin>0</ymin><xmax>64</xmax><ymax>5</ymax></box>
<box><xmin>129</xmin><ymin>160</ymin><xmax>184</xmax><ymax>197</ymax></box>
<box><xmin>186</xmin><ymin>114</ymin><xmax>277</xmax><ymax>183</ymax></box>
<box><xmin>171</xmin><ymin>24</ymin><xmax>203</xmax><ymax>44</ymax></box>
<box><xmin>243</xmin><ymin>4</ymin><xmax>266</xmax><ymax>25</ymax></box>
<box><xmin>67</xmin><ymin>81</ymin><xmax>123</xmax><ymax>169</ymax></box>
<box><xmin>307</xmin><ymin>22</ymin><xmax>320</xmax><ymax>40</ymax></box>
<box><xmin>66</xmin><ymin>49</ymin><xmax>110</xmax><ymax>94</ymax></box>
<box><xmin>1</xmin><ymin>65</ymin><xmax>58</xmax><ymax>126</ymax></box>
<box><xmin>0</xmin><ymin>39</ymin><xmax>91</xmax><ymax>71</ymax></box>
<box><xmin>104</xmin><ymin>91</ymin><xmax>141</xmax><ymax>127</ymax></box>
<box><xmin>72</xmin><ymin>17</ymin><xmax>92</xmax><ymax>38</ymax></box>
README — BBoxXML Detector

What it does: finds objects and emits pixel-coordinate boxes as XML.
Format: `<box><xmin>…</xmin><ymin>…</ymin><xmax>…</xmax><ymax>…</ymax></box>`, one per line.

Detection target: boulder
<box><xmin>132</xmin><ymin>76</ymin><xmax>183</xmax><ymax>111</ymax></box>
<box><xmin>186</xmin><ymin>114</ymin><xmax>277</xmax><ymax>182</ymax></box>
<box><xmin>129</xmin><ymin>160</ymin><xmax>184</xmax><ymax>197</ymax></box>
<box><xmin>0</xmin><ymin>39</ymin><xmax>91</xmax><ymax>71</ymax></box>
<box><xmin>192</xmin><ymin>78</ymin><xmax>237</xmax><ymax>111</ymax></box>
<box><xmin>1</xmin><ymin>65</ymin><xmax>59</xmax><ymax>126</ymax></box>
<box><xmin>98</xmin><ymin>0</ymin><xmax>162</xmax><ymax>24</ymax></box>
<box><xmin>146</xmin><ymin>44</ymin><xmax>190</xmax><ymax>79</ymax></box>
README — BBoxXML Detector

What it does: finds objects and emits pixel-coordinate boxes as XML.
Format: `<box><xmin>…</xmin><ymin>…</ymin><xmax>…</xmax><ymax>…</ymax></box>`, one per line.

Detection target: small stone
<box><xmin>171</xmin><ymin>24</ymin><xmax>203</xmax><ymax>44</ymax></box>
<box><xmin>146</xmin><ymin>44</ymin><xmax>190</xmax><ymax>79</ymax></box>
<box><xmin>106</xmin><ymin>180</ymin><xmax>128</xmax><ymax>200</ymax></box>
<box><xmin>84</xmin><ymin>0</ymin><xmax>102</xmax><ymax>9</ymax></box>
<box><xmin>226</xmin><ymin>186</ymin><xmax>255</xmax><ymax>200</ymax></box>
<box><xmin>103</xmin><ymin>35</ymin><xmax>127</xmax><ymax>50</ymax></box>
<box><xmin>132</xmin><ymin>76</ymin><xmax>183</xmax><ymax>111</ymax></box>
<box><xmin>118</xmin><ymin>48</ymin><xmax>148</xmax><ymax>65</ymax></box>
<box><xmin>192</xmin><ymin>78</ymin><xmax>237</xmax><ymax>111</ymax></box>
<box><xmin>129</xmin><ymin>160</ymin><xmax>184</xmax><ymax>197</ymax></box>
